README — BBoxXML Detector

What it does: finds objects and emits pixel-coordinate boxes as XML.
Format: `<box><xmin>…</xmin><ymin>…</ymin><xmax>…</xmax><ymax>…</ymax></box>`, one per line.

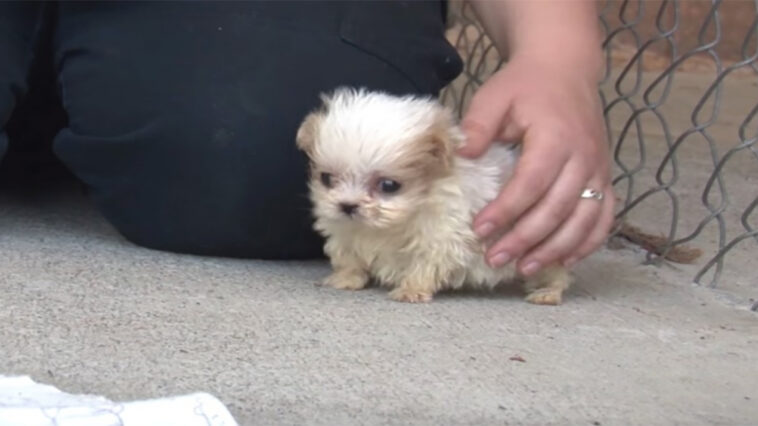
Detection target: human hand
<box><xmin>457</xmin><ymin>55</ymin><xmax>615</xmax><ymax>276</ymax></box>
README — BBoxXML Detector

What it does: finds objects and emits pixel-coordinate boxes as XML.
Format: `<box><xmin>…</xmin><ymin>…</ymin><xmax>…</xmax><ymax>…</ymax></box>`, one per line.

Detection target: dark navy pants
<box><xmin>0</xmin><ymin>1</ymin><xmax>462</xmax><ymax>258</ymax></box>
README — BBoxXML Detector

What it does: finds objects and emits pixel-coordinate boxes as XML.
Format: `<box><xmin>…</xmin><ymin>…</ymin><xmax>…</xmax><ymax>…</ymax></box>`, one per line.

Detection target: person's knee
<box><xmin>54</xmin><ymin>107</ymin><xmax>323</xmax><ymax>258</ymax></box>
<box><xmin>50</xmin><ymin>42</ymin><xmax>326</xmax><ymax>258</ymax></box>
<box><xmin>49</xmin><ymin>0</ymin><xmax>462</xmax><ymax>258</ymax></box>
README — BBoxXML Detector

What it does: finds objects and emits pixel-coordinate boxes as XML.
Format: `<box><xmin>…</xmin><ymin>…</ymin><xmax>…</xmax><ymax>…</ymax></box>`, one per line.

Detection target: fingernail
<box><xmin>488</xmin><ymin>252</ymin><xmax>511</xmax><ymax>268</ymax></box>
<box><xmin>474</xmin><ymin>222</ymin><xmax>494</xmax><ymax>238</ymax></box>
<box><xmin>522</xmin><ymin>261</ymin><xmax>541</xmax><ymax>276</ymax></box>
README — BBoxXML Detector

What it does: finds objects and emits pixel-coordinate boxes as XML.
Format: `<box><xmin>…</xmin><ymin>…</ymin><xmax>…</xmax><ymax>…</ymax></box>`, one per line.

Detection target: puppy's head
<box><xmin>296</xmin><ymin>87</ymin><xmax>463</xmax><ymax>230</ymax></box>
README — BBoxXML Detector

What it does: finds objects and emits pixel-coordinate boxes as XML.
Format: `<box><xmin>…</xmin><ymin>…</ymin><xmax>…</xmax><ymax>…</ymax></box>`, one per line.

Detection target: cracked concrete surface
<box><xmin>1</xmin><ymin>184</ymin><xmax>756</xmax><ymax>425</ymax></box>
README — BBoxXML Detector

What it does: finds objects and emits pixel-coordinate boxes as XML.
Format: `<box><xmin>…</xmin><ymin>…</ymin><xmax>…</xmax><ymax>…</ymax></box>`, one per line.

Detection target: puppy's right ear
<box><xmin>426</xmin><ymin>106</ymin><xmax>465</xmax><ymax>173</ymax></box>
<box><xmin>295</xmin><ymin>110</ymin><xmax>324</xmax><ymax>156</ymax></box>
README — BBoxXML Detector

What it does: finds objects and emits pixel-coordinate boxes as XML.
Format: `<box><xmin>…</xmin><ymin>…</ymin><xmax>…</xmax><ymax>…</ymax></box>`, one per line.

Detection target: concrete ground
<box><xmin>0</xmin><ymin>182</ymin><xmax>756</xmax><ymax>426</ymax></box>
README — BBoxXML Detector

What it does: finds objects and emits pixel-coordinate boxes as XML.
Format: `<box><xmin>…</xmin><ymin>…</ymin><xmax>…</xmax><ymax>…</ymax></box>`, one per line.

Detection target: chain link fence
<box><xmin>442</xmin><ymin>0</ymin><xmax>758</xmax><ymax>298</ymax></box>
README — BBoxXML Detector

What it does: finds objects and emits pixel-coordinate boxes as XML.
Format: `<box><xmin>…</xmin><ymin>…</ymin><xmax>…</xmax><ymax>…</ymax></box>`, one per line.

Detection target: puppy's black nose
<box><xmin>339</xmin><ymin>203</ymin><xmax>358</xmax><ymax>216</ymax></box>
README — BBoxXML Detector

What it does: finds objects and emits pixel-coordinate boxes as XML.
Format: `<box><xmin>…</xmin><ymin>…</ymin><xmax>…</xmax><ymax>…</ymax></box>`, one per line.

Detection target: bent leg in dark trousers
<box><xmin>1</xmin><ymin>1</ymin><xmax>462</xmax><ymax>258</ymax></box>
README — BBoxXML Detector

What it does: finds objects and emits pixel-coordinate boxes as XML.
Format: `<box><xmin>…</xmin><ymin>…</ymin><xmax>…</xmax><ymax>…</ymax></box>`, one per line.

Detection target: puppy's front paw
<box><xmin>525</xmin><ymin>288</ymin><xmax>563</xmax><ymax>306</ymax></box>
<box><xmin>523</xmin><ymin>265</ymin><xmax>570</xmax><ymax>306</ymax></box>
<box><xmin>323</xmin><ymin>270</ymin><xmax>367</xmax><ymax>291</ymax></box>
<box><xmin>389</xmin><ymin>288</ymin><xmax>433</xmax><ymax>303</ymax></box>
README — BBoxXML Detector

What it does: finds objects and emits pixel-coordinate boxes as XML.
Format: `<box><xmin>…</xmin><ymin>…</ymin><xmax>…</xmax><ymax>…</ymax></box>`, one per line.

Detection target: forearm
<box><xmin>467</xmin><ymin>0</ymin><xmax>603</xmax><ymax>80</ymax></box>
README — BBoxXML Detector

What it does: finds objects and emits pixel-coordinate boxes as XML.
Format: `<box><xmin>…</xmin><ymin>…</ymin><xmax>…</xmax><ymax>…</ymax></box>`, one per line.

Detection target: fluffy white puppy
<box><xmin>296</xmin><ymin>87</ymin><xmax>571</xmax><ymax>304</ymax></box>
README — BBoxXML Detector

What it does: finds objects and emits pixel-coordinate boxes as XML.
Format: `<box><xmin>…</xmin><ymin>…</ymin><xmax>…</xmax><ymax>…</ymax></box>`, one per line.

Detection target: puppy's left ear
<box><xmin>427</xmin><ymin>108</ymin><xmax>465</xmax><ymax>171</ymax></box>
<box><xmin>296</xmin><ymin>110</ymin><xmax>324</xmax><ymax>156</ymax></box>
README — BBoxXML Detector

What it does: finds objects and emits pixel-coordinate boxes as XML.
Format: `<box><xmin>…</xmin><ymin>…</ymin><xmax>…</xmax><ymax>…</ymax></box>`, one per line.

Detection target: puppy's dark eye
<box><xmin>378</xmin><ymin>178</ymin><xmax>401</xmax><ymax>194</ymax></box>
<box><xmin>320</xmin><ymin>172</ymin><xmax>333</xmax><ymax>188</ymax></box>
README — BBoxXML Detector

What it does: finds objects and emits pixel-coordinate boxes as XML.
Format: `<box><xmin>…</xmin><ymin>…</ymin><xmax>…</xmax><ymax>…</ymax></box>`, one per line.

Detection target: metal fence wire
<box><xmin>442</xmin><ymin>0</ymin><xmax>758</xmax><ymax>291</ymax></box>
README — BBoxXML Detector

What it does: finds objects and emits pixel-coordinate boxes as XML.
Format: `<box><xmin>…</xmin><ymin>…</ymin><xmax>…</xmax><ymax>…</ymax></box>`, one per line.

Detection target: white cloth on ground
<box><xmin>0</xmin><ymin>375</ymin><xmax>238</xmax><ymax>426</ymax></box>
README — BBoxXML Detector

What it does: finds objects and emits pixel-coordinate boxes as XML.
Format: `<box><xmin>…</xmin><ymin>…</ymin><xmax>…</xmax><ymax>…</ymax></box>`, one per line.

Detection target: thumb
<box><xmin>457</xmin><ymin>86</ymin><xmax>512</xmax><ymax>158</ymax></box>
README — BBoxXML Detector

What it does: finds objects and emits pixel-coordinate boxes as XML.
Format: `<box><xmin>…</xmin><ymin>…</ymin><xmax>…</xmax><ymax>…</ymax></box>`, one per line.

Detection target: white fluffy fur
<box><xmin>297</xmin><ymin>88</ymin><xmax>570</xmax><ymax>304</ymax></box>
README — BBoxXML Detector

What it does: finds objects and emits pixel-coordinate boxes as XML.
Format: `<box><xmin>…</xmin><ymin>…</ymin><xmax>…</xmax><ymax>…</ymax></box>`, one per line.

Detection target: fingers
<box><xmin>473</xmin><ymin>130</ymin><xmax>569</xmax><ymax>242</ymax></box>
<box><xmin>514</xmin><ymin>181</ymin><xmax>606</xmax><ymax>275</ymax></box>
<box><xmin>484</xmin><ymin>159</ymin><xmax>593</xmax><ymax>269</ymax></box>
<box><xmin>562</xmin><ymin>184</ymin><xmax>616</xmax><ymax>267</ymax></box>
<box><xmin>457</xmin><ymin>80</ymin><xmax>513</xmax><ymax>158</ymax></box>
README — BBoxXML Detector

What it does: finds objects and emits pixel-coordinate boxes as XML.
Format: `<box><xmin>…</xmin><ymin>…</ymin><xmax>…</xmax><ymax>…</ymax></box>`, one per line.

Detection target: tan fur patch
<box><xmin>295</xmin><ymin>109</ymin><xmax>324</xmax><ymax>156</ymax></box>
